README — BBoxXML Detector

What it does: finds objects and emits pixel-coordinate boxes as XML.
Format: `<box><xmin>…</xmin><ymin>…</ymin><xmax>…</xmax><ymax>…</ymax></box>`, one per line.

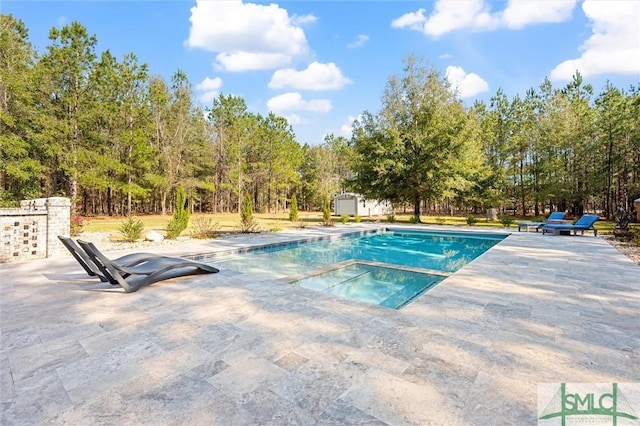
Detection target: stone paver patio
<box><xmin>1</xmin><ymin>224</ymin><xmax>639</xmax><ymax>425</ymax></box>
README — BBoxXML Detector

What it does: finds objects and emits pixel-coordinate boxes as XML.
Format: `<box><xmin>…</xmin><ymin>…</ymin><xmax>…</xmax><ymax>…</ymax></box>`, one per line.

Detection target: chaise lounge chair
<box><xmin>76</xmin><ymin>240</ymin><xmax>219</xmax><ymax>293</ymax></box>
<box><xmin>58</xmin><ymin>235</ymin><xmax>169</xmax><ymax>285</ymax></box>
<box><xmin>541</xmin><ymin>214</ymin><xmax>600</xmax><ymax>236</ymax></box>
<box><xmin>517</xmin><ymin>211</ymin><xmax>566</xmax><ymax>232</ymax></box>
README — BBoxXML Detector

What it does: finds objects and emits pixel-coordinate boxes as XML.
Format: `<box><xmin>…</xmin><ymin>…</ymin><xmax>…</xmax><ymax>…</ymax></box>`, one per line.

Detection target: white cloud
<box><xmin>392</xmin><ymin>0</ymin><xmax>496</xmax><ymax>36</ymax></box>
<box><xmin>550</xmin><ymin>0</ymin><xmax>640</xmax><ymax>81</ymax></box>
<box><xmin>215</xmin><ymin>52</ymin><xmax>292</xmax><ymax>72</ymax></box>
<box><xmin>267</xmin><ymin>92</ymin><xmax>332</xmax><ymax>113</ymax></box>
<box><xmin>196</xmin><ymin>76</ymin><xmax>222</xmax><ymax>91</ymax></box>
<box><xmin>268</xmin><ymin>62</ymin><xmax>351</xmax><ymax>91</ymax></box>
<box><xmin>282</xmin><ymin>114</ymin><xmax>304</xmax><ymax>125</ymax></box>
<box><xmin>196</xmin><ymin>76</ymin><xmax>223</xmax><ymax>103</ymax></box>
<box><xmin>501</xmin><ymin>0</ymin><xmax>576</xmax><ymax>29</ymax></box>
<box><xmin>392</xmin><ymin>0</ymin><xmax>578</xmax><ymax>37</ymax></box>
<box><xmin>424</xmin><ymin>0</ymin><xmax>496</xmax><ymax>36</ymax></box>
<box><xmin>391</xmin><ymin>8</ymin><xmax>427</xmax><ymax>30</ymax></box>
<box><xmin>186</xmin><ymin>0</ymin><xmax>312</xmax><ymax>71</ymax></box>
<box><xmin>445</xmin><ymin>66</ymin><xmax>489</xmax><ymax>98</ymax></box>
<box><xmin>339</xmin><ymin>115</ymin><xmax>361</xmax><ymax>138</ymax></box>
<box><xmin>347</xmin><ymin>34</ymin><xmax>370</xmax><ymax>48</ymax></box>
<box><xmin>292</xmin><ymin>14</ymin><xmax>317</xmax><ymax>25</ymax></box>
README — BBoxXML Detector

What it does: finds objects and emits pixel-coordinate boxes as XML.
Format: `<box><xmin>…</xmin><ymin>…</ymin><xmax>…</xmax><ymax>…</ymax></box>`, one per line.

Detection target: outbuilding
<box><xmin>333</xmin><ymin>193</ymin><xmax>392</xmax><ymax>217</ymax></box>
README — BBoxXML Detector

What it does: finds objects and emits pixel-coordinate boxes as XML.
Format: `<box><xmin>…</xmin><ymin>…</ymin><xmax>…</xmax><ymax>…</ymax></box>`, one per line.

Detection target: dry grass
<box><xmin>82</xmin><ymin>211</ymin><xmax>617</xmax><ymax>234</ymax></box>
<box><xmin>83</xmin><ymin>211</ymin><xmax>331</xmax><ymax>234</ymax></box>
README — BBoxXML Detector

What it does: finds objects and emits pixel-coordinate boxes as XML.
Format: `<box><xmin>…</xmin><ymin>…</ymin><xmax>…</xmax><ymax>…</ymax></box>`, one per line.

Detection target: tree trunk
<box><xmin>161</xmin><ymin>191</ymin><xmax>167</xmax><ymax>215</ymax></box>
<box><xmin>413</xmin><ymin>192</ymin><xmax>421</xmax><ymax>220</ymax></box>
<box><xmin>107</xmin><ymin>187</ymin><xmax>113</xmax><ymax>216</ymax></box>
<box><xmin>519</xmin><ymin>160</ymin><xmax>526</xmax><ymax>216</ymax></box>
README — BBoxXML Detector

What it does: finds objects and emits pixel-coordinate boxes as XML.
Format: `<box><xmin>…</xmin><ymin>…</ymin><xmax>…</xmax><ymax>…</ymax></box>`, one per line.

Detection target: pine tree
<box><xmin>240</xmin><ymin>192</ymin><xmax>258</xmax><ymax>232</ymax></box>
<box><xmin>165</xmin><ymin>185</ymin><xmax>189</xmax><ymax>239</ymax></box>
<box><xmin>322</xmin><ymin>195</ymin><xmax>332</xmax><ymax>226</ymax></box>
<box><xmin>289</xmin><ymin>194</ymin><xmax>299</xmax><ymax>221</ymax></box>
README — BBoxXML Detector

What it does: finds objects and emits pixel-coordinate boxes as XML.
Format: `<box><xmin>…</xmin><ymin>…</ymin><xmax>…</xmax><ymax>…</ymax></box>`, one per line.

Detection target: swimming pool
<box><xmin>212</xmin><ymin>228</ymin><xmax>507</xmax><ymax>309</ymax></box>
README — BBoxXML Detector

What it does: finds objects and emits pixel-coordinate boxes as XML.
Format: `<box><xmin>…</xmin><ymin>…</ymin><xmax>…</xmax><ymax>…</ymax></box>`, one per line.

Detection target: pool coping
<box><xmin>1</xmin><ymin>223</ymin><xmax>638</xmax><ymax>425</ymax></box>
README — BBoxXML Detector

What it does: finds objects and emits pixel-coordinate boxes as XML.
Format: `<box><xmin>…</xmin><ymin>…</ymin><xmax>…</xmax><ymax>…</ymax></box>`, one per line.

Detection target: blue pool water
<box><xmin>213</xmin><ymin>229</ymin><xmax>506</xmax><ymax>309</ymax></box>
<box><xmin>295</xmin><ymin>263</ymin><xmax>444</xmax><ymax>309</ymax></box>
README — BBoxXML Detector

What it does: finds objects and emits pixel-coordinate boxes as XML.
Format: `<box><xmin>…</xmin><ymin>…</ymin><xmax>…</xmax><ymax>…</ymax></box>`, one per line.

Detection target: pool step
<box><xmin>354</xmin><ymin>260</ymin><xmax>451</xmax><ymax>277</ymax></box>
<box><xmin>378</xmin><ymin>276</ymin><xmax>443</xmax><ymax>309</ymax></box>
<box><xmin>290</xmin><ymin>261</ymin><xmax>447</xmax><ymax>309</ymax></box>
<box><xmin>286</xmin><ymin>259</ymin><xmax>451</xmax><ymax>285</ymax></box>
<box><xmin>293</xmin><ymin>262</ymin><xmax>368</xmax><ymax>292</ymax></box>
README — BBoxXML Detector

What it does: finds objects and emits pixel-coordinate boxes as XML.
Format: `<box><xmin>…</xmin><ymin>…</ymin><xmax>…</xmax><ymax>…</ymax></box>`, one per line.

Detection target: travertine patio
<box><xmin>1</xmin><ymin>225</ymin><xmax>639</xmax><ymax>425</ymax></box>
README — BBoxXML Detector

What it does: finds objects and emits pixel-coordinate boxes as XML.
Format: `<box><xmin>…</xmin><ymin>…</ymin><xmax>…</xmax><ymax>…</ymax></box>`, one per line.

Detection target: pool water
<box><xmin>296</xmin><ymin>262</ymin><xmax>445</xmax><ymax>309</ymax></box>
<box><xmin>213</xmin><ymin>229</ymin><xmax>506</xmax><ymax>308</ymax></box>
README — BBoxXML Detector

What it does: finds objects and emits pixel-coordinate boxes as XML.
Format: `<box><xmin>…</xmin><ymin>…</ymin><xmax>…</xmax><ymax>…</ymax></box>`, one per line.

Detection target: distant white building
<box><xmin>333</xmin><ymin>193</ymin><xmax>392</xmax><ymax>217</ymax></box>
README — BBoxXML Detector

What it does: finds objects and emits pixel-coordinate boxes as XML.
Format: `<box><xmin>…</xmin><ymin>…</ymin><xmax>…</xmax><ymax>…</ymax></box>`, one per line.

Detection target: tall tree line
<box><xmin>349</xmin><ymin>57</ymin><xmax>639</xmax><ymax>219</ymax></box>
<box><xmin>2</xmin><ymin>15</ymin><xmax>639</xmax><ymax>219</ymax></box>
<box><xmin>0</xmin><ymin>15</ymin><xmax>317</xmax><ymax>214</ymax></box>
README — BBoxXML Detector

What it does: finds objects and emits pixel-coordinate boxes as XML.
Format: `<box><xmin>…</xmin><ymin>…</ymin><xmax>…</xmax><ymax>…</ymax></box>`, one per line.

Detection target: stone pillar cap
<box><xmin>45</xmin><ymin>197</ymin><xmax>71</xmax><ymax>205</ymax></box>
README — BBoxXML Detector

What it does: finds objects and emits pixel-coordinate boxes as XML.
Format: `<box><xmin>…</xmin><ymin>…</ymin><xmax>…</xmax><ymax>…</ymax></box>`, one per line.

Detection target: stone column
<box><xmin>45</xmin><ymin>197</ymin><xmax>71</xmax><ymax>257</ymax></box>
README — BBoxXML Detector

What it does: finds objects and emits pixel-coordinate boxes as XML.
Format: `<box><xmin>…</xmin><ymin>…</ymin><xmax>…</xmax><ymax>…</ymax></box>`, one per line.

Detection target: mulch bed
<box><xmin>601</xmin><ymin>234</ymin><xmax>640</xmax><ymax>266</ymax></box>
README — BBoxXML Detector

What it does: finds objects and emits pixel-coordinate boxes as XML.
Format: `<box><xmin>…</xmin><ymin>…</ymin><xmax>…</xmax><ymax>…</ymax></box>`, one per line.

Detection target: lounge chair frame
<box><xmin>76</xmin><ymin>240</ymin><xmax>219</xmax><ymax>293</ymax></box>
<box><xmin>517</xmin><ymin>211</ymin><xmax>566</xmax><ymax>232</ymax></box>
<box><xmin>58</xmin><ymin>236</ymin><xmax>170</xmax><ymax>285</ymax></box>
<box><xmin>541</xmin><ymin>214</ymin><xmax>600</xmax><ymax>236</ymax></box>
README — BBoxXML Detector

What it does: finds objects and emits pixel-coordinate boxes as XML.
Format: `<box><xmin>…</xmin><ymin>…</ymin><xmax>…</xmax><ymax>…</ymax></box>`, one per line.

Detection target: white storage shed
<box><xmin>333</xmin><ymin>193</ymin><xmax>392</xmax><ymax>217</ymax></box>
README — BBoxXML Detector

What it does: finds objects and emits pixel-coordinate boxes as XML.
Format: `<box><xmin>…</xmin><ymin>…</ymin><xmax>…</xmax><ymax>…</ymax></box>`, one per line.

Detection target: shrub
<box><xmin>631</xmin><ymin>227</ymin><xmax>640</xmax><ymax>246</ymax></box>
<box><xmin>386</xmin><ymin>214</ymin><xmax>396</xmax><ymax>223</ymax></box>
<box><xmin>498</xmin><ymin>214</ymin><xmax>515</xmax><ymax>228</ymax></box>
<box><xmin>165</xmin><ymin>186</ymin><xmax>190</xmax><ymax>239</ymax></box>
<box><xmin>240</xmin><ymin>193</ymin><xmax>259</xmax><ymax>233</ymax></box>
<box><xmin>409</xmin><ymin>215</ymin><xmax>420</xmax><ymax>224</ymax></box>
<box><xmin>354</xmin><ymin>215</ymin><xmax>362</xmax><ymax>223</ymax></box>
<box><xmin>0</xmin><ymin>192</ymin><xmax>19</xmax><ymax>208</ymax></box>
<box><xmin>119</xmin><ymin>216</ymin><xmax>144</xmax><ymax>242</ymax></box>
<box><xmin>289</xmin><ymin>195</ymin><xmax>299</xmax><ymax>222</ymax></box>
<box><xmin>340</xmin><ymin>214</ymin><xmax>350</xmax><ymax>224</ymax></box>
<box><xmin>70</xmin><ymin>215</ymin><xmax>84</xmax><ymax>237</ymax></box>
<box><xmin>322</xmin><ymin>195</ymin><xmax>332</xmax><ymax>226</ymax></box>
<box><xmin>615</xmin><ymin>208</ymin><xmax>633</xmax><ymax>229</ymax></box>
<box><xmin>466</xmin><ymin>216</ymin><xmax>478</xmax><ymax>226</ymax></box>
<box><xmin>190</xmin><ymin>217</ymin><xmax>220</xmax><ymax>239</ymax></box>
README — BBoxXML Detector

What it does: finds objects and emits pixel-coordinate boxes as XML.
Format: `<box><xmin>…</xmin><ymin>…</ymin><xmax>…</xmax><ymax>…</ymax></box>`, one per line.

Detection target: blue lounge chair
<box><xmin>542</xmin><ymin>214</ymin><xmax>600</xmax><ymax>236</ymax></box>
<box><xmin>517</xmin><ymin>211</ymin><xmax>566</xmax><ymax>232</ymax></box>
<box><xmin>77</xmin><ymin>240</ymin><xmax>218</xmax><ymax>293</ymax></box>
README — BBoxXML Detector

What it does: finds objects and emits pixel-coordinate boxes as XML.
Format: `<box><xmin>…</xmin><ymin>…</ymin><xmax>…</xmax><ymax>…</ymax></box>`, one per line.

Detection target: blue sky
<box><xmin>4</xmin><ymin>0</ymin><xmax>640</xmax><ymax>145</ymax></box>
